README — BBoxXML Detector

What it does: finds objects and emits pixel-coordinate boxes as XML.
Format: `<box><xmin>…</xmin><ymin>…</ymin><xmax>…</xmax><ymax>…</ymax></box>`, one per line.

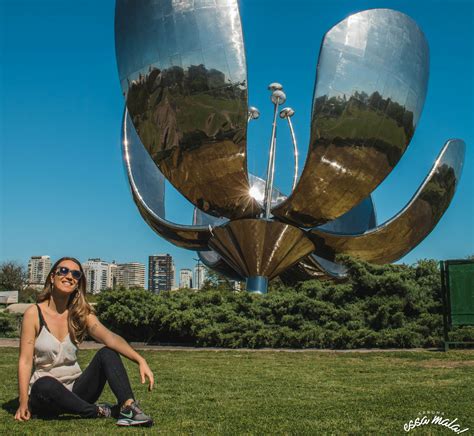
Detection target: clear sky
<box><xmin>1</xmin><ymin>0</ymin><xmax>473</xmax><ymax>282</ymax></box>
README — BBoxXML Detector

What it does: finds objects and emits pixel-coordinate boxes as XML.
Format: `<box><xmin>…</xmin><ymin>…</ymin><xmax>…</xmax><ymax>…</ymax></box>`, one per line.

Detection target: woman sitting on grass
<box><xmin>14</xmin><ymin>256</ymin><xmax>154</xmax><ymax>427</ymax></box>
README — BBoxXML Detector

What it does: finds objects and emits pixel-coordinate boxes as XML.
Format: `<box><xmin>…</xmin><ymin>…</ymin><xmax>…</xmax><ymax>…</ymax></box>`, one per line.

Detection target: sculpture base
<box><xmin>246</xmin><ymin>276</ymin><xmax>268</xmax><ymax>294</ymax></box>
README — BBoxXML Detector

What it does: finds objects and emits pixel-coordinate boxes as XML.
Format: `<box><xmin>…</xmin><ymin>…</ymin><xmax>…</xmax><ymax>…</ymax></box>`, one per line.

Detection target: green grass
<box><xmin>317</xmin><ymin>105</ymin><xmax>407</xmax><ymax>151</ymax></box>
<box><xmin>1</xmin><ymin>348</ymin><xmax>472</xmax><ymax>434</ymax></box>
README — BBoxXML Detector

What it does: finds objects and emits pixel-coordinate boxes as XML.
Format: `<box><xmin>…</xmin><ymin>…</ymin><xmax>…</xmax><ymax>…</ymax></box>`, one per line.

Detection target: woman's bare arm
<box><xmin>15</xmin><ymin>306</ymin><xmax>38</xmax><ymax>420</ymax></box>
<box><xmin>86</xmin><ymin>313</ymin><xmax>154</xmax><ymax>390</ymax></box>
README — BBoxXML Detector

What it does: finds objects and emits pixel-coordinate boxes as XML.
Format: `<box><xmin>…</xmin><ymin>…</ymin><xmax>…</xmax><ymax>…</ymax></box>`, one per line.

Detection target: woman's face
<box><xmin>51</xmin><ymin>260</ymin><xmax>82</xmax><ymax>295</ymax></box>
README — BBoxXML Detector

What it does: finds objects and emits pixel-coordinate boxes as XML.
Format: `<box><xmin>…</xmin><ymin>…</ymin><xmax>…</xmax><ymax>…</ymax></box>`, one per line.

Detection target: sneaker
<box><xmin>96</xmin><ymin>404</ymin><xmax>112</xmax><ymax>418</ymax></box>
<box><xmin>97</xmin><ymin>403</ymin><xmax>120</xmax><ymax>419</ymax></box>
<box><xmin>116</xmin><ymin>401</ymin><xmax>153</xmax><ymax>427</ymax></box>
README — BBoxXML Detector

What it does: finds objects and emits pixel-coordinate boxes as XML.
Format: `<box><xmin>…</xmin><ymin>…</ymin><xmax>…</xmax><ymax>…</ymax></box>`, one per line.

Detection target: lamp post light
<box><xmin>264</xmin><ymin>83</ymin><xmax>286</xmax><ymax>218</ymax></box>
<box><xmin>248</xmin><ymin>106</ymin><xmax>260</xmax><ymax>122</ymax></box>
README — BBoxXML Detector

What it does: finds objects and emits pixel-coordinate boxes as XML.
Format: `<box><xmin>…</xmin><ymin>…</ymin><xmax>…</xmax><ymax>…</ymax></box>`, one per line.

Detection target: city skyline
<box><xmin>22</xmin><ymin>254</ymin><xmax>207</xmax><ymax>293</ymax></box>
<box><xmin>1</xmin><ymin>0</ymin><xmax>472</xmax><ymax>278</ymax></box>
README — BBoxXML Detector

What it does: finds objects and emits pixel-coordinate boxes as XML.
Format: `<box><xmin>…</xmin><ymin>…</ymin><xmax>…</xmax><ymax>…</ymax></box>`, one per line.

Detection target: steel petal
<box><xmin>115</xmin><ymin>0</ymin><xmax>261</xmax><ymax>219</ymax></box>
<box><xmin>308</xmin><ymin>139</ymin><xmax>465</xmax><ymax>264</ymax></box>
<box><xmin>272</xmin><ymin>9</ymin><xmax>429</xmax><ymax>227</ymax></box>
<box><xmin>122</xmin><ymin>108</ymin><xmax>211</xmax><ymax>250</ymax></box>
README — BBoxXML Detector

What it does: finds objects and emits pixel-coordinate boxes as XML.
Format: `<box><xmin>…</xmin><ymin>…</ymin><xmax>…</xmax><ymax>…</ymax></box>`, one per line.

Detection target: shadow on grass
<box><xmin>2</xmin><ymin>397</ymin><xmax>18</xmax><ymax>414</ymax></box>
<box><xmin>2</xmin><ymin>397</ymin><xmax>87</xmax><ymax>421</ymax></box>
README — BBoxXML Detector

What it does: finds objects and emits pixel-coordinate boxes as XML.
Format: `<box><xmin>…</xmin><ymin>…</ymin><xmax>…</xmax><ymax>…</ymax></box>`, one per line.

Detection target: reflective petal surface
<box><xmin>122</xmin><ymin>108</ymin><xmax>211</xmax><ymax>250</ymax></box>
<box><xmin>272</xmin><ymin>9</ymin><xmax>429</xmax><ymax>227</ymax></box>
<box><xmin>209</xmin><ymin>219</ymin><xmax>315</xmax><ymax>280</ymax></box>
<box><xmin>308</xmin><ymin>139</ymin><xmax>465</xmax><ymax>264</ymax></box>
<box><xmin>115</xmin><ymin>0</ymin><xmax>261</xmax><ymax>219</ymax></box>
<box><xmin>280</xmin><ymin>253</ymin><xmax>347</xmax><ymax>284</ymax></box>
<box><xmin>197</xmin><ymin>250</ymin><xmax>245</xmax><ymax>282</ymax></box>
<box><xmin>116</xmin><ymin>3</ymin><xmax>465</xmax><ymax>290</ymax></box>
<box><xmin>316</xmin><ymin>195</ymin><xmax>377</xmax><ymax>234</ymax></box>
<box><xmin>193</xmin><ymin>173</ymin><xmax>287</xmax><ymax>279</ymax></box>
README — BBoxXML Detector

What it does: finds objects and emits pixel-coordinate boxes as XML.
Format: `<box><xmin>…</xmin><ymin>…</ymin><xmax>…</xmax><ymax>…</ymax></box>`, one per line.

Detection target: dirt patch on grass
<box><xmin>417</xmin><ymin>360</ymin><xmax>474</xmax><ymax>369</ymax></box>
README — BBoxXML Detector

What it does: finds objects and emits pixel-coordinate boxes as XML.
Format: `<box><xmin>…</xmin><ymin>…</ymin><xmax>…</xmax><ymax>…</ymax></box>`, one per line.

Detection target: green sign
<box><xmin>442</xmin><ymin>260</ymin><xmax>474</xmax><ymax>326</ymax></box>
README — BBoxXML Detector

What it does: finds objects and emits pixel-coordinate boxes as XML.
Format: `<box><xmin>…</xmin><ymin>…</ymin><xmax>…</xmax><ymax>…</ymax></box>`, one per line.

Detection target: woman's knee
<box><xmin>97</xmin><ymin>346</ymin><xmax>120</xmax><ymax>362</ymax></box>
<box><xmin>31</xmin><ymin>376</ymin><xmax>62</xmax><ymax>397</ymax></box>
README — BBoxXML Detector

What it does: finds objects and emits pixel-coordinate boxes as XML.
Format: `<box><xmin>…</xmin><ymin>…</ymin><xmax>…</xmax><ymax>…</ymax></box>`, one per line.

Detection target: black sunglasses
<box><xmin>55</xmin><ymin>266</ymin><xmax>83</xmax><ymax>281</ymax></box>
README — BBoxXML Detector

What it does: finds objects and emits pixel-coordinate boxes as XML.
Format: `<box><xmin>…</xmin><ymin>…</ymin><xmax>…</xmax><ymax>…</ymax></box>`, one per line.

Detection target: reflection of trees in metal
<box><xmin>272</xmin><ymin>9</ymin><xmax>430</xmax><ymax>227</ymax></box>
<box><xmin>127</xmin><ymin>65</ymin><xmax>244</xmax><ymax>156</ymax></box>
<box><xmin>419</xmin><ymin>165</ymin><xmax>457</xmax><ymax>218</ymax></box>
<box><xmin>116</xmin><ymin>2</ymin><xmax>465</xmax><ymax>288</ymax></box>
<box><xmin>116</xmin><ymin>0</ymin><xmax>257</xmax><ymax>220</ymax></box>
<box><xmin>313</xmin><ymin>91</ymin><xmax>415</xmax><ymax>167</ymax></box>
<box><xmin>308</xmin><ymin>140</ymin><xmax>465</xmax><ymax>266</ymax></box>
<box><xmin>125</xmin><ymin>65</ymin><xmax>256</xmax><ymax>219</ymax></box>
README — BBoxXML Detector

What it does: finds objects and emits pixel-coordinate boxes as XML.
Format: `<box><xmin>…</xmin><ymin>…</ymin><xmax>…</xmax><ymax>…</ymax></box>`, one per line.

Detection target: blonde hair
<box><xmin>37</xmin><ymin>257</ymin><xmax>94</xmax><ymax>344</ymax></box>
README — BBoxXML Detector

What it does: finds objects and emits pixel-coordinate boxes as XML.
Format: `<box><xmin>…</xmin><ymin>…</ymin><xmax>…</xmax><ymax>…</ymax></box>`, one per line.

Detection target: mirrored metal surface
<box><xmin>116</xmin><ymin>4</ymin><xmax>465</xmax><ymax>290</ymax></box>
<box><xmin>197</xmin><ymin>250</ymin><xmax>245</xmax><ymax>282</ymax></box>
<box><xmin>193</xmin><ymin>172</ymin><xmax>286</xmax><ymax>227</ymax></box>
<box><xmin>254</xmin><ymin>194</ymin><xmax>377</xmax><ymax>284</ymax></box>
<box><xmin>115</xmin><ymin>0</ymin><xmax>261</xmax><ymax>219</ymax></box>
<box><xmin>317</xmin><ymin>195</ymin><xmax>377</xmax><ymax>234</ymax></box>
<box><xmin>209</xmin><ymin>219</ymin><xmax>315</xmax><ymax>280</ymax></box>
<box><xmin>311</xmin><ymin>254</ymin><xmax>348</xmax><ymax>278</ymax></box>
<box><xmin>280</xmin><ymin>253</ymin><xmax>347</xmax><ymax>284</ymax></box>
<box><xmin>279</xmin><ymin>107</ymin><xmax>299</xmax><ymax>192</ymax></box>
<box><xmin>122</xmin><ymin>108</ymin><xmax>211</xmax><ymax>250</ymax></box>
<box><xmin>279</xmin><ymin>255</ymin><xmax>327</xmax><ymax>285</ymax></box>
<box><xmin>193</xmin><ymin>173</ymin><xmax>286</xmax><ymax>279</ymax></box>
<box><xmin>272</xmin><ymin>9</ymin><xmax>429</xmax><ymax>227</ymax></box>
<box><xmin>308</xmin><ymin>139</ymin><xmax>465</xmax><ymax>264</ymax></box>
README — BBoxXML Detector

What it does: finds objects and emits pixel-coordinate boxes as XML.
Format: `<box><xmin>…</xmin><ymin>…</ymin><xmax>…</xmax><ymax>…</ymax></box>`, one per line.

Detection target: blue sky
<box><xmin>1</xmin><ymin>0</ymin><xmax>473</xmax><ymax>282</ymax></box>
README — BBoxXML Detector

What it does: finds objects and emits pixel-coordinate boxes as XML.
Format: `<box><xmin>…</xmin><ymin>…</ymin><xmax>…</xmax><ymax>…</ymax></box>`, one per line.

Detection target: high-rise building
<box><xmin>171</xmin><ymin>262</ymin><xmax>177</xmax><ymax>290</ymax></box>
<box><xmin>82</xmin><ymin>258</ymin><xmax>110</xmax><ymax>294</ymax></box>
<box><xmin>193</xmin><ymin>262</ymin><xmax>207</xmax><ymax>290</ymax></box>
<box><xmin>108</xmin><ymin>262</ymin><xmax>118</xmax><ymax>289</ymax></box>
<box><xmin>28</xmin><ymin>256</ymin><xmax>52</xmax><ymax>285</ymax></box>
<box><xmin>117</xmin><ymin>262</ymin><xmax>146</xmax><ymax>289</ymax></box>
<box><xmin>148</xmin><ymin>254</ymin><xmax>174</xmax><ymax>293</ymax></box>
<box><xmin>230</xmin><ymin>280</ymin><xmax>242</xmax><ymax>291</ymax></box>
<box><xmin>179</xmin><ymin>268</ymin><xmax>193</xmax><ymax>289</ymax></box>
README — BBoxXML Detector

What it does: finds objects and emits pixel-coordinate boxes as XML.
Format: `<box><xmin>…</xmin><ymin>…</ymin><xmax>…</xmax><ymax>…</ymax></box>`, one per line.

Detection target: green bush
<box><xmin>92</xmin><ymin>257</ymin><xmax>474</xmax><ymax>349</ymax></box>
<box><xmin>19</xmin><ymin>287</ymin><xmax>38</xmax><ymax>303</ymax></box>
<box><xmin>0</xmin><ymin>311</ymin><xmax>21</xmax><ymax>338</ymax></box>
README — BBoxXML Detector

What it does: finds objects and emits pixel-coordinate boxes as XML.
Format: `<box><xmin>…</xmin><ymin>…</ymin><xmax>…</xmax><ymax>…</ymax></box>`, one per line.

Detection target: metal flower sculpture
<box><xmin>115</xmin><ymin>2</ymin><xmax>465</xmax><ymax>293</ymax></box>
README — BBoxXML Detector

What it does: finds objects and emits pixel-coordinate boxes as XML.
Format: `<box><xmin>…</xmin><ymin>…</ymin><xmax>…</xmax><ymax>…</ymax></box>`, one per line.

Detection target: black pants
<box><xmin>29</xmin><ymin>347</ymin><xmax>134</xmax><ymax>418</ymax></box>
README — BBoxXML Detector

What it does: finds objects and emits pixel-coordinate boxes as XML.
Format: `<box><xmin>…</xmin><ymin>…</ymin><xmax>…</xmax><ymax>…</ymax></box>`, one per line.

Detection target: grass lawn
<box><xmin>0</xmin><ymin>347</ymin><xmax>472</xmax><ymax>435</ymax></box>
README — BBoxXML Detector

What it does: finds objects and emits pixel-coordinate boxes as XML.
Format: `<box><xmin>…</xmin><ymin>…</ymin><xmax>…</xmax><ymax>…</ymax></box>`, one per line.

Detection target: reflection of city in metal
<box><xmin>115</xmin><ymin>3</ymin><xmax>466</xmax><ymax>293</ymax></box>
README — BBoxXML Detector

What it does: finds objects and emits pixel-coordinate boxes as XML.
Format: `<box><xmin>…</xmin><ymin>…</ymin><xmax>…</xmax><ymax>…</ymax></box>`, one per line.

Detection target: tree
<box><xmin>19</xmin><ymin>287</ymin><xmax>38</xmax><ymax>303</ymax></box>
<box><xmin>0</xmin><ymin>261</ymin><xmax>28</xmax><ymax>292</ymax></box>
<box><xmin>201</xmin><ymin>269</ymin><xmax>233</xmax><ymax>291</ymax></box>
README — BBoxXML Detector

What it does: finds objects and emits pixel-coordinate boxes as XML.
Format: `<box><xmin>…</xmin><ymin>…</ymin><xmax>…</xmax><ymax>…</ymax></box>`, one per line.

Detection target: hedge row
<box><xmin>95</xmin><ymin>258</ymin><xmax>474</xmax><ymax>348</ymax></box>
<box><xmin>2</xmin><ymin>258</ymin><xmax>472</xmax><ymax>348</ymax></box>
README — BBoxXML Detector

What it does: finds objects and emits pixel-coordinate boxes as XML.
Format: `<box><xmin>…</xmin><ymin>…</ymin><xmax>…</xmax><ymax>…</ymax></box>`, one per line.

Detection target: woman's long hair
<box><xmin>37</xmin><ymin>257</ymin><xmax>94</xmax><ymax>344</ymax></box>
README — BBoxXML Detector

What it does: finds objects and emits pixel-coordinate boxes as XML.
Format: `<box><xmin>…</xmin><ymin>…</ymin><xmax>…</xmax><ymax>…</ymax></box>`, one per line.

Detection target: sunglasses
<box><xmin>55</xmin><ymin>266</ymin><xmax>83</xmax><ymax>281</ymax></box>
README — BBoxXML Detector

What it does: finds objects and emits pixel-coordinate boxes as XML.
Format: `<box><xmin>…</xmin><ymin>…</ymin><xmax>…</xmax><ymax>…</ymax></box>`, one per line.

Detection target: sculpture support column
<box><xmin>246</xmin><ymin>276</ymin><xmax>269</xmax><ymax>294</ymax></box>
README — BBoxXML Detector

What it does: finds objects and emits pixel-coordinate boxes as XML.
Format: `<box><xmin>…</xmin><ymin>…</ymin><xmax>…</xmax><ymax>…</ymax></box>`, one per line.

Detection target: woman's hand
<box><xmin>14</xmin><ymin>401</ymin><xmax>31</xmax><ymax>421</ymax></box>
<box><xmin>138</xmin><ymin>359</ymin><xmax>154</xmax><ymax>391</ymax></box>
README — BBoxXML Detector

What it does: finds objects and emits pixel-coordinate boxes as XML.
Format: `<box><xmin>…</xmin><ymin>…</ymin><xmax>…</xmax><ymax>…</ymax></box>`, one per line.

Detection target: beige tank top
<box><xmin>28</xmin><ymin>304</ymin><xmax>82</xmax><ymax>394</ymax></box>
